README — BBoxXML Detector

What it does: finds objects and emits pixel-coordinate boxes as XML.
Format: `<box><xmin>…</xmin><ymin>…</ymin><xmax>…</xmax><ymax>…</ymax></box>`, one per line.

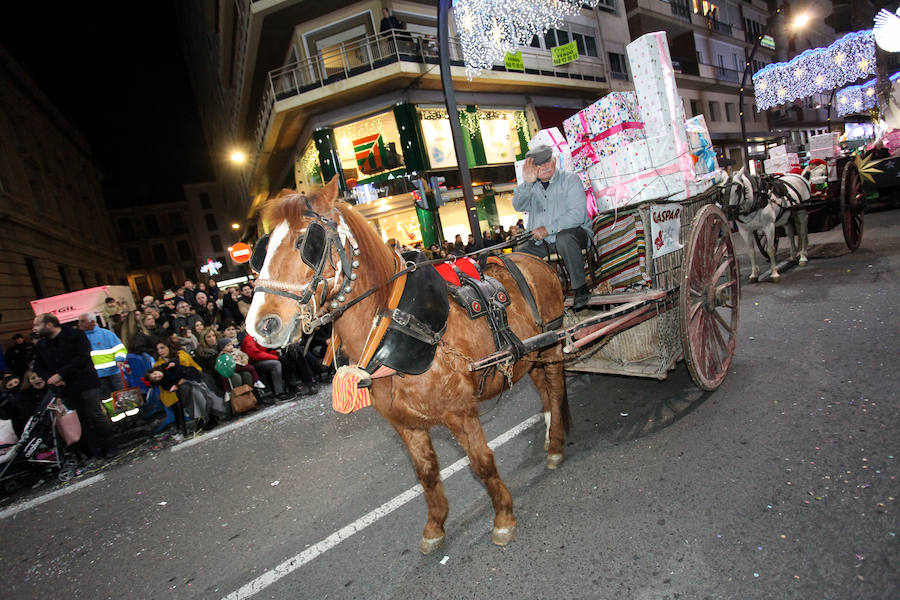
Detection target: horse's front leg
<box><xmin>737</xmin><ymin>224</ymin><xmax>759</xmax><ymax>282</ymax></box>
<box><xmin>393</xmin><ymin>424</ymin><xmax>449</xmax><ymax>554</ymax></box>
<box><xmin>785</xmin><ymin>218</ymin><xmax>798</xmax><ymax>261</ymax></box>
<box><xmin>764</xmin><ymin>220</ymin><xmax>780</xmax><ymax>281</ymax></box>
<box><xmin>796</xmin><ymin>209</ymin><xmax>810</xmax><ymax>264</ymax></box>
<box><xmin>529</xmin><ymin>357</ymin><xmax>568</xmax><ymax>469</ymax></box>
<box><xmin>445</xmin><ymin>411</ymin><xmax>517</xmax><ymax>546</ymax></box>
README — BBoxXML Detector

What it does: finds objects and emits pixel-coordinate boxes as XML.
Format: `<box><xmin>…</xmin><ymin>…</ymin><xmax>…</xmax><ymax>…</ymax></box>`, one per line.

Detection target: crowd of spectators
<box><xmin>391</xmin><ymin>220</ymin><xmax>526</xmax><ymax>260</ymax></box>
<box><xmin>0</xmin><ymin>278</ymin><xmax>333</xmax><ymax>465</ymax></box>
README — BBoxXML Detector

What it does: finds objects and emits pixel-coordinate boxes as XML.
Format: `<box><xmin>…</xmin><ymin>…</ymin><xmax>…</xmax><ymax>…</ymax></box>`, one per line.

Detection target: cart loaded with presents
<box><xmin>478</xmin><ymin>31</ymin><xmax>740</xmax><ymax>391</ymax></box>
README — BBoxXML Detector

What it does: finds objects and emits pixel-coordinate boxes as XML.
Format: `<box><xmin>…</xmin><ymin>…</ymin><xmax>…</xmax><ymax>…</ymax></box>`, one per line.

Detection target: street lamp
<box><xmin>231</xmin><ymin>223</ymin><xmax>240</xmax><ymax>230</ymax></box>
<box><xmin>230</xmin><ymin>151</ymin><xmax>246</xmax><ymax>164</ymax></box>
<box><xmin>738</xmin><ymin>6</ymin><xmax>810</xmax><ymax>166</ymax></box>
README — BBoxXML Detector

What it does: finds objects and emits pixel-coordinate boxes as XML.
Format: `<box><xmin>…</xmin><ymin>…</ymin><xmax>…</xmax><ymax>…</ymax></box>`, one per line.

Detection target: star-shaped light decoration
<box><xmin>854</xmin><ymin>152</ymin><xmax>884</xmax><ymax>185</ymax></box>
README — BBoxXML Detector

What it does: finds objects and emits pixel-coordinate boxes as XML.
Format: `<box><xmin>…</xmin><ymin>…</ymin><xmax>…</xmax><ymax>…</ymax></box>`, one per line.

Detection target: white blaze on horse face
<box><xmin>246</xmin><ymin>220</ymin><xmax>291</xmax><ymax>341</ymax></box>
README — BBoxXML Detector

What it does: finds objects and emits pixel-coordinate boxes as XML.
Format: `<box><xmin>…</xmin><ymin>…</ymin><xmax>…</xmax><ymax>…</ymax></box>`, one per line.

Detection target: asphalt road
<box><xmin>1</xmin><ymin>209</ymin><xmax>898</xmax><ymax>600</ymax></box>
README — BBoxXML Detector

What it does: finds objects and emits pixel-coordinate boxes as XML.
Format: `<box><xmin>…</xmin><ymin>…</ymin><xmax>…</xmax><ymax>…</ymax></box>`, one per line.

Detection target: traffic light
<box><xmin>414</xmin><ymin>178</ymin><xmax>428</xmax><ymax>209</ymax></box>
<box><xmin>430</xmin><ymin>176</ymin><xmax>447</xmax><ymax>207</ymax></box>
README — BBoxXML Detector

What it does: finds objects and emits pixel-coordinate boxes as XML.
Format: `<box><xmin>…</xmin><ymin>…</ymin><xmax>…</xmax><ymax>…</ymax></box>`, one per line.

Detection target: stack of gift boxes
<box><xmin>763</xmin><ymin>145</ymin><xmax>800</xmax><ymax>174</ymax></box>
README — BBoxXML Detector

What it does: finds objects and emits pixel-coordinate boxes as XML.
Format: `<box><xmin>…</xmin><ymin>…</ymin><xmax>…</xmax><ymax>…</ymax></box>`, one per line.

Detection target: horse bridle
<box><xmin>251</xmin><ymin>197</ymin><xmax>360</xmax><ymax>310</ymax></box>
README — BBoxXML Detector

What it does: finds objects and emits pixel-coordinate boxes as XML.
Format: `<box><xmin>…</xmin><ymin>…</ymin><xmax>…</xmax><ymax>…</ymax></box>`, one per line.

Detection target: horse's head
<box><xmin>720</xmin><ymin>167</ymin><xmax>747</xmax><ymax>219</ymax></box>
<box><xmin>245</xmin><ymin>177</ymin><xmax>360</xmax><ymax>348</ymax></box>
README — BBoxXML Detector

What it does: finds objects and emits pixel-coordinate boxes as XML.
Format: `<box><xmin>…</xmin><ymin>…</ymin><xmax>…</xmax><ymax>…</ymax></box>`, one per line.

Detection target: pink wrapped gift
<box><xmin>563</xmin><ymin>92</ymin><xmax>645</xmax><ymax>171</ymax></box>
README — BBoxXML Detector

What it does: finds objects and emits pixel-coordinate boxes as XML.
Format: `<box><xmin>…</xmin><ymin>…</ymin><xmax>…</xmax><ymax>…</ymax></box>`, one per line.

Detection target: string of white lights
<box><xmin>454</xmin><ymin>0</ymin><xmax>600</xmax><ymax>78</ymax></box>
<box><xmin>752</xmin><ymin>30</ymin><xmax>875</xmax><ymax>111</ymax></box>
<box><xmin>835</xmin><ymin>70</ymin><xmax>900</xmax><ymax>116</ymax></box>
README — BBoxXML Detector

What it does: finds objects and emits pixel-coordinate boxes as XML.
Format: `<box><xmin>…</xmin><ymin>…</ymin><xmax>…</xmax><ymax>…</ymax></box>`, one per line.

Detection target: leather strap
<box><xmin>496</xmin><ymin>254</ymin><xmax>544</xmax><ymax>331</ymax></box>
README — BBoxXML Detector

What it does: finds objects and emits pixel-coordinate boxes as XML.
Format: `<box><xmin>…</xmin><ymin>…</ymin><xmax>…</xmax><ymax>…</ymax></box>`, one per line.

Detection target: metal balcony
<box><xmin>670</xmin><ymin>0</ymin><xmax>692</xmax><ymax>22</ymax></box>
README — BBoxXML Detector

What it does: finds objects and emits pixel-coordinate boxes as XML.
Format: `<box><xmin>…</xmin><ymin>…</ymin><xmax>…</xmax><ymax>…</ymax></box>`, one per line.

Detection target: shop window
<box><xmin>334</xmin><ymin>111</ymin><xmax>404</xmax><ymax>178</ymax></box>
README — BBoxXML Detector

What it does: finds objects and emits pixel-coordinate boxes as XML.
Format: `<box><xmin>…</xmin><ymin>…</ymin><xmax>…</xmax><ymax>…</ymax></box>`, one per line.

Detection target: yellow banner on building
<box><xmin>551</xmin><ymin>41</ymin><xmax>578</xmax><ymax>66</ymax></box>
<box><xmin>504</xmin><ymin>51</ymin><xmax>524</xmax><ymax>71</ymax></box>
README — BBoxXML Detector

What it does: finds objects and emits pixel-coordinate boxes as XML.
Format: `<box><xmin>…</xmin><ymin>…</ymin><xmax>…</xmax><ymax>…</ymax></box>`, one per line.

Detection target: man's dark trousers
<box><xmin>517</xmin><ymin>227</ymin><xmax>590</xmax><ymax>289</ymax></box>
<box><xmin>64</xmin><ymin>387</ymin><xmax>115</xmax><ymax>457</ymax></box>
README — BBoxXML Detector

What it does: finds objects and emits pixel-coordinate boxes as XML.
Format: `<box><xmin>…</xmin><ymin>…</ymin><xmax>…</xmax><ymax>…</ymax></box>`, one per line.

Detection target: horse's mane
<box><xmin>261</xmin><ymin>190</ymin><xmax>395</xmax><ymax>308</ymax></box>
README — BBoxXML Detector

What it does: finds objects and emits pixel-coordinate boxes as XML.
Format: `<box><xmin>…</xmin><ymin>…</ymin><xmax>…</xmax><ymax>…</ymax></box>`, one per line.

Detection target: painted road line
<box><xmin>0</xmin><ymin>474</ymin><xmax>106</xmax><ymax>520</ymax></box>
<box><xmin>222</xmin><ymin>412</ymin><xmax>543</xmax><ymax>600</ymax></box>
<box><xmin>171</xmin><ymin>401</ymin><xmax>300</xmax><ymax>453</ymax></box>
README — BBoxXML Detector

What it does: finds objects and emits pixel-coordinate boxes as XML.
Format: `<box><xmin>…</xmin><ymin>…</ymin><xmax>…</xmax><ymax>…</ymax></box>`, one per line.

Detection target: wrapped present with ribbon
<box><xmin>563</xmin><ymin>92</ymin><xmax>645</xmax><ymax>171</ymax></box>
<box><xmin>626</xmin><ymin>32</ymin><xmax>686</xmax><ymax>142</ymax></box>
<box><xmin>684</xmin><ymin>115</ymin><xmax>717</xmax><ymax>177</ymax></box>
<box><xmin>587</xmin><ymin>135</ymin><xmax>713</xmax><ymax>212</ymax></box>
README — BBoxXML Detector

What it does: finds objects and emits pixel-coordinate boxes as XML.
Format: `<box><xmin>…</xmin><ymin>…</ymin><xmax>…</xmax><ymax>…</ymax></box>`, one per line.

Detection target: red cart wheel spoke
<box><xmin>679</xmin><ymin>204</ymin><xmax>740</xmax><ymax>391</ymax></box>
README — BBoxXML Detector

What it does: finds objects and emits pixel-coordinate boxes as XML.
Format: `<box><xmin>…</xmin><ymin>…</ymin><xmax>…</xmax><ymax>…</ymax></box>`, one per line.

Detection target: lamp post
<box><xmin>438</xmin><ymin>0</ymin><xmax>483</xmax><ymax>246</ymax></box>
<box><xmin>738</xmin><ymin>8</ymin><xmax>809</xmax><ymax>167</ymax></box>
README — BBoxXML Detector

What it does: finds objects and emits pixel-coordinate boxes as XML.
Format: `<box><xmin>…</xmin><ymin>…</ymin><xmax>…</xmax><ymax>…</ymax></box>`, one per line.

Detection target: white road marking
<box><xmin>0</xmin><ymin>474</ymin><xmax>106</xmax><ymax>520</ymax></box>
<box><xmin>222</xmin><ymin>412</ymin><xmax>543</xmax><ymax>600</ymax></box>
<box><xmin>171</xmin><ymin>401</ymin><xmax>299</xmax><ymax>453</ymax></box>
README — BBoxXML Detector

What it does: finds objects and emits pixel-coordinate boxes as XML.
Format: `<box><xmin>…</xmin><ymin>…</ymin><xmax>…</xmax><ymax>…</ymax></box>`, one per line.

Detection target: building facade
<box><xmin>0</xmin><ymin>46</ymin><xmax>126</xmax><ymax>342</ymax></box>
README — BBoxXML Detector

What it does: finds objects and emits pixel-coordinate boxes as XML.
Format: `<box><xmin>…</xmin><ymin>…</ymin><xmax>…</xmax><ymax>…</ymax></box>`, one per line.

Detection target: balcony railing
<box><xmin>250</xmin><ymin>29</ymin><xmax>608</xmax><ymax>174</ymax></box>
<box><xmin>232</xmin><ymin>0</ymin><xmax>251</xmax><ymax>134</ymax></box>
<box><xmin>708</xmin><ymin>19</ymin><xmax>733</xmax><ymax>36</ymax></box>
<box><xmin>670</xmin><ymin>0</ymin><xmax>692</xmax><ymax>21</ymax></box>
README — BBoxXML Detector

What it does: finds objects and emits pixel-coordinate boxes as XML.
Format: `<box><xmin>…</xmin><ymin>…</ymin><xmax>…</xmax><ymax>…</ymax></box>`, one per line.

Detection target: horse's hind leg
<box><xmin>764</xmin><ymin>220</ymin><xmax>780</xmax><ymax>281</ymax></box>
<box><xmin>529</xmin><ymin>357</ymin><xmax>568</xmax><ymax>469</ymax></box>
<box><xmin>393</xmin><ymin>425</ymin><xmax>449</xmax><ymax>554</ymax></box>
<box><xmin>445</xmin><ymin>412</ymin><xmax>517</xmax><ymax>546</ymax></box>
<box><xmin>797</xmin><ymin>209</ymin><xmax>810</xmax><ymax>264</ymax></box>
<box><xmin>785</xmin><ymin>218</ymin><xmax>798</xmax><ymax>261</ymax></box>
<box><xmin>737</xmin><ymin>225</ymin><xmax>759</xmax><ymax>282</ymax></box>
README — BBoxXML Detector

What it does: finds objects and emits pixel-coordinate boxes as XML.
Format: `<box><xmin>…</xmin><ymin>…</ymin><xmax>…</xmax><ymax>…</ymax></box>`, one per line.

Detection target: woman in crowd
<box><xmin>144</xmin><ymin>359</ymin><xmax>228</xmax><ymax>431</ymax></box>
<box><xmin>219</xmin><ymin>322</ymin><xmax>246</xmax><ymax>346</ymax></box>
<box><xmin>133</xmin><ymin>313</ymin><xmax>161</xmax><ymax>356</ymax></box>
<box><xmin>11</xmin><ymin>371</ymin><xmax>46</xmax><ymax>437</ymax></box>
<box><xmin>118</xmin><ymin>310</ymin><xmax>140</xmax><ymax>354</ymax></box>
<box><xmin>152</xmin><ymin>340</ymin><xmax>203</xmax><ymax>433</ymax></box>
<box><xmin>193</xmin><ymin>327</ymin><xmax>220</xmax><ymax>374</ymax></box>
<box><xmin>206</xmin><ymin>278</ymin><xmax>220</xmax><ymax>302</ymax></box>
<box><xmin>175</xmin><ymin>326</ymin><xmax>199</xmax><ymax>355</ymax></box>
<box><xmin>237</xmin><ymin>283</ymin><xmax>254</xmax><ymax>320</ymax></box>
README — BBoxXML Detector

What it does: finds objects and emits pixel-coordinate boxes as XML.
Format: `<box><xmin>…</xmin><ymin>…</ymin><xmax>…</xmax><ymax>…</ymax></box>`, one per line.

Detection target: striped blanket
<box><xmin>591</xmin><ymin>212</ymin><xmax>651</xmax><ymax>291</ymax></box>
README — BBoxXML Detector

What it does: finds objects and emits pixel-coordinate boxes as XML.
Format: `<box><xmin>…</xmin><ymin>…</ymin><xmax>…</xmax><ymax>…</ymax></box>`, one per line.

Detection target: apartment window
<box><xmin>199</xmin><ymin>192</ymin><xmax>211</xmax><ymax>209</ymax></box>
<box><xmin>117</xmin><ymin>218</ymin><xmax>134</xmax><ymax>239</ymax></box>
<box><xmin>169</xmin><ymin>211</ymin><xmax>187</xmax><ymax>234</ymax></box>
<box><xmin>573</xmin><ymin>33</ymin><xmax>599</xmax><ymax>58</ymax></box>
<box><xmin>79</xmin><ymin>269</ymin><xmax>88</xmax><ymax>288</ymax></box>
<box><xmin>608</xmin><ymin>52</ymin><xmax>628</xmax><ymax>79</ymax></box>
<box><xmin>690</xmin><ymin>100</ymin><xmax>702</xmax><ymax>117</ymax></box>
<box><xmin>725</xmin><ymin>102</ymin><xmax>735</xmax><ymax>121</ymax></box>
<box><xmin>126</xmin><ymin>248</ymin><xmax>143</xmax><ymax>270</ymax></box>
<box><xmin>160</xmin><ymin>270</ymin><xmax>175</xmax><ymax>290</ymax></box>
<box><xmin>210</xmin><ymin>234</ymin><xmax>223</xmax><ymax>253</ymax></box>
<box><xmin>58</xmin><ymin>265</ymin><xmax>71</xmax><ymax>292</ymax></box>
<box><xmin>152</xmin><ymin>243</ymin><xmax>168</xmax><ymax>265</ymax></box>
<box><xmin>176</xmin><ymin>239</ymin><xmax>193</xmax><ymax>261</ymax></box>
<box><xmin>205</xmin><ymin>213</ymin><xmax>218</xmax><ymax>232</ymax></box>
<box><xmin>529</xmin><ymin>35</ymin><xmax>541</xmax><ymax>48</ymax></box>
<box><xmin>708</xmin><ymin>101</ymin><xmax>721</xmax><ymax>121</ymax></box>
<box><xmin>144</xmin><ymin>215</ymin><xmax>160</xmax><ymax>236</ymax></box>
<box><xmin>596</xmin><ymin>0</ymin><xmax>616</xmax><ymax>13</ymax></box>
<box><xmin>25</xmin><ymin>257</ymin><xmax>44</xmax><ymax>297</ymax></box>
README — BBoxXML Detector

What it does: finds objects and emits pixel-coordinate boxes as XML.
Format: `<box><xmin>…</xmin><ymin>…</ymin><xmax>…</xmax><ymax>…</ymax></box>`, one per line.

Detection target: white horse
<box><xmin>724</xmin><ymin>167</ymin><xmax>811</xmax><ymax>282</ymax></box>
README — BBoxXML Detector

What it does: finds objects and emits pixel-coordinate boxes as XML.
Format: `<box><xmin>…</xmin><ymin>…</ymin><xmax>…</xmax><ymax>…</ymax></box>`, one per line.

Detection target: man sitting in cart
<box><xmin>513</xmin><ymin>144</ymin><xmax>593</xmax><ymax>310</ymax></box>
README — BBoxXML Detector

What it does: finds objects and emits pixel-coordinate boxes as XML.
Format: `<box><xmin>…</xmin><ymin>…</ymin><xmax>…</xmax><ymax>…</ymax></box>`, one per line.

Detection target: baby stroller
<box><xmin>0</xmin><ymin>388</ymin><xmax>78</xmax><ymax>491</ymax></box>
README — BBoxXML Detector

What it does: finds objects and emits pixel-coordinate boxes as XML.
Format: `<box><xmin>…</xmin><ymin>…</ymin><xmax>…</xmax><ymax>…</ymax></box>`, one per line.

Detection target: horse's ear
<box><xmin>310</xmin><ymin>176</ymin><xmax>340</xmax><ymax>214</ymax></box>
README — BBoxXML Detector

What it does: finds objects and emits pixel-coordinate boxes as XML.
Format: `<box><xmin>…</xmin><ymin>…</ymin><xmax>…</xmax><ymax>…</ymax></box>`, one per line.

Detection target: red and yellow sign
<box><xmin>229</xmin><ymin>242</ymin><xmax>252</xmax><ymax>264</ymax></box>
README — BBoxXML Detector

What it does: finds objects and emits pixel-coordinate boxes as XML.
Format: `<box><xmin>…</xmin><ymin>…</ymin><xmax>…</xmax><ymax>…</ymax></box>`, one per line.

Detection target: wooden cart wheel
<box><xmin>840</xmin><ymin>162</ymin><xmax>864</xmax><ymax>251</ymax></box>
<box><xmin>679</xmin><ymin>205</ymin><xmax>740</xmax><ymax>391</ymax></box>
<box><xmin>752</xmin><ymin>230</ymin><xmax>779</xmax><ymax>258</ymax></box>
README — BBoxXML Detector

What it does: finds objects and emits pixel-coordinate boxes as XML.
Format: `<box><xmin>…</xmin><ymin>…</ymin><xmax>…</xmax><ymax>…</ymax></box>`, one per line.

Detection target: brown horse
<box><xmin>245</xmin><ymin>177</ymin><xmax>569</xmax><ymax>553</ymax></box>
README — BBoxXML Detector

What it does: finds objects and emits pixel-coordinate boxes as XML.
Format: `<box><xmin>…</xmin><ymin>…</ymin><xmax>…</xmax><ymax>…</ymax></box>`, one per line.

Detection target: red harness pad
<box><xmin>434</xmin><ymin>257</ymin><xmax>482</xmax><ymax>286</ymax></box>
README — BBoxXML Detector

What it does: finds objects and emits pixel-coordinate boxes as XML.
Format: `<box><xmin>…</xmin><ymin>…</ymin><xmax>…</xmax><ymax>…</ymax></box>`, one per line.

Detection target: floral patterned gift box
<box><xmin>563</xmin><ymin>92</ymin><xmax>645</xmax><ymax>171</ymax></box>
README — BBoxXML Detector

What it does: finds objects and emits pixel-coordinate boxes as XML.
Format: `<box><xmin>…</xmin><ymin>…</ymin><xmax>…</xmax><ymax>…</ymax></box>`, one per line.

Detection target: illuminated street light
<box><xmin>231</xmin><ymin>223</ymin><xmax>240</xmax><ymax>230</ymax></box>
<box><xmin>230</xmin><ymin>151</ymin><xmax>246</xmax><ymax>164</ymax></box>
<box><xmin>791</xmin><ymin>12</ymin><xmax>810</xmax><ymax>30</ymax></box>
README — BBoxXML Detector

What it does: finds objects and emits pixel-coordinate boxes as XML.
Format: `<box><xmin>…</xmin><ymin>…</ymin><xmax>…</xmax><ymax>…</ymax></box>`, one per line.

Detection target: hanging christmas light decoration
<box><xmin>752</xmin><ymin>30</ymin><xmax>876</xmax><ymax>110</ymax></box>
<box><xmin>835</xmin><ymin>70</ymin><xmax>900</xmax><ymax>116</ymax></box>
<box><xmin>454</xmin><ymin>0</ymin><xmax>600</xmax><ymax>78</ymax></box>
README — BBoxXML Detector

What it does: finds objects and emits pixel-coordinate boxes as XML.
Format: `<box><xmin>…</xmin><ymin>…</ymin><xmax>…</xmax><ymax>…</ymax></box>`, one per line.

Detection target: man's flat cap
<box><xmin>525</xmin><ymin>145</ymin><xmax>553</xmax><ymax>164</ymax></box>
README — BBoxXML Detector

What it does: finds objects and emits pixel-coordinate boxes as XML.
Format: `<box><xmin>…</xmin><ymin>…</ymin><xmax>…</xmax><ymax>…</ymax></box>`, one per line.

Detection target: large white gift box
<box><xmin>626</xmin><ymin>32</ymin><xmax>687</xmax><ymax>142</ymax></box>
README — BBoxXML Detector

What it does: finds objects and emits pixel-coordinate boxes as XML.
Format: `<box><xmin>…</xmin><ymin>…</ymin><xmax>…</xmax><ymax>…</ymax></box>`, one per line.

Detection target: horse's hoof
<box><xmin>419</xmin><ymin>535</ymin><xmax>445</xmax><ymax>555</ymax></box>
<box><xmin>770</xmin><ymin>273</ymin><xmax>780</xmax><ymax>282</ymax></box>
<box><xmin>798</xmin><ymin>257</ymin><xmax>808</xmax><ymax>265</ymax></box>
<box><xmin>546</xmin><ymin>453</ymin><xmax>564</xmax><ymax>469</ymax></box>
<box><xmin>544</xmin><ymin>439</ymin><xmax>550</xmax><ymax>451</ymax></box>
<box><xmin>748</xmin><ymin>275</ymin><xmax>758</xmax><ymax>283</ymax></box>
<box><xmin>491</xmin><ymin>525</ymin><xmax>517</xmax><ymax>546</ymax></box>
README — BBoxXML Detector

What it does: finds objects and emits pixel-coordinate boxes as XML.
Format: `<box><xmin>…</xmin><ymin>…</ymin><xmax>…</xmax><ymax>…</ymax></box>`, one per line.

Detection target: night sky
<box><xmin>0</xmin><ymin>3</ymin><xmax>213</xmax><ymax>207</ymax></box>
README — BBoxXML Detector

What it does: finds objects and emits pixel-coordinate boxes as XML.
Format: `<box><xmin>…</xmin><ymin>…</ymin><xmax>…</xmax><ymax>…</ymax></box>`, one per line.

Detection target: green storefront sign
<box><xmin>504</xmin><ymin>51</ymin><xmax>524</xmax><ymax>71</ymax></box>
<box><xmin>551</xmin><ymin>41</ymin><xmax>578</xmax><ymax>66</ymax></box>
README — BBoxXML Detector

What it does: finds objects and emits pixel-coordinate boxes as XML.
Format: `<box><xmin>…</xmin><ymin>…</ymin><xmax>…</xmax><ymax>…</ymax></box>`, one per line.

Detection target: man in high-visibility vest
<box><xmin>77</xmin><ymin>312</ymin><xmax>128</xmax><ymax>403</ymax></box>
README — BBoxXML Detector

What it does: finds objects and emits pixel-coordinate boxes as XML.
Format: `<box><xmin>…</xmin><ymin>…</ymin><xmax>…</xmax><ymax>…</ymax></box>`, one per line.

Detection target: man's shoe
<box><xmin>572</xmin><ymin>286</ymin><xmax>591</xmax><ymax>311</ymax></box>
<box><xmin>275</xmin><ymin>392</ymin><xmax>295</xmax><ymax>402</ymax></box>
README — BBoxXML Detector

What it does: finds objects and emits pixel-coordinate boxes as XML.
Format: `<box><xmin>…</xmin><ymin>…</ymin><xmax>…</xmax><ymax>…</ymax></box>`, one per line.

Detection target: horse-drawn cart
<box><xmin>470</xmin><ymin>185</ymin><xmax>739</xmax><ymax>392</ymax></box>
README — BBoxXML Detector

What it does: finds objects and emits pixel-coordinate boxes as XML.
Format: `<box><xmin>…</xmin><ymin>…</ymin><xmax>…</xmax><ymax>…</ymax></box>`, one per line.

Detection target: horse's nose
<box><xmin>258</xmin><ymin>314</ymin><xmax>282</xmax><ymax>337</ymax></box>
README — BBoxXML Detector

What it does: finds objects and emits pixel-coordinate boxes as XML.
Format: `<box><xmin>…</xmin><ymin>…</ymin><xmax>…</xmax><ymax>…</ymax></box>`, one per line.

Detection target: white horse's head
<box><xmin>723</xmin><ymin>167</ymin><xmax>749</xmax><ymax>216</ymax></box>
